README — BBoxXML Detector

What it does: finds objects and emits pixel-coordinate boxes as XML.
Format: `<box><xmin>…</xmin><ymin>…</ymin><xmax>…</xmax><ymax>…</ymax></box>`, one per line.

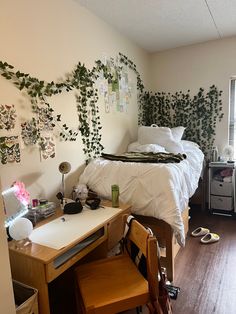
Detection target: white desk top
<box><xmin>29</xmin><ymin>206</ymin><xmax>121</xmax><ymax>249</ymax></box>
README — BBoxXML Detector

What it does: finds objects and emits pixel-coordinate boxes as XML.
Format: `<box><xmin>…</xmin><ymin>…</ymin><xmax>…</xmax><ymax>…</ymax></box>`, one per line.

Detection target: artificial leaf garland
<box><xmin>0</xmin><ymin>57</ymin><xmax>135</xmax><ymax>161</ymax></box>
<box><xmin>138</xmin><ymin>86</ymin><xmax>223</xmax><ymax>155</ymax></box>
<box><xmin>117</xmin><ymin>53</ymin><xmax>224</xmax><ymax>155</ymax></box>
<box><xmin>0</xmin><ymin>54</ymin><xmax>224</xmax><ymax>160</ymax></box>
<box><xmin>0</xmin><ymin>60</ymin><xmax>103</xmax><ymax>160</ymax></box>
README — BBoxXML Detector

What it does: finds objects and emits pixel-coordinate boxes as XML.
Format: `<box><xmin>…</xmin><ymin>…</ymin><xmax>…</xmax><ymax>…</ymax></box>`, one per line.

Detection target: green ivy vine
<box><xmin>138</xmin><ymin>86</ymin><xmax>224</xmax><ymax>155</ymax></box>
<box><xmin>0</xmin><ymin>55</ymin><xmax>139</xmax><ymax>161</ymax></box>
<box><xmin>0</xmin><ymin>60</ymin><xmax>107</xmax><ymax>161</ymax></box>
<box><xmin>0</xmin><ymin>53</ymin><xmax>224</xmax><ymax>160</ymax></box>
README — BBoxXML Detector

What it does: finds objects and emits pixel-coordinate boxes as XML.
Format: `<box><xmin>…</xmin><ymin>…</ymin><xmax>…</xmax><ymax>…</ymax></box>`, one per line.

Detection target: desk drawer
<box><xmin>46</xmin><ymin>227</ymin><xmax>107</xmax><ymax>282</ymax></box>
<box><xmin>211</xmin><ymin>180</ymin><xmax>232</xmax><ymax>196</ymax></box>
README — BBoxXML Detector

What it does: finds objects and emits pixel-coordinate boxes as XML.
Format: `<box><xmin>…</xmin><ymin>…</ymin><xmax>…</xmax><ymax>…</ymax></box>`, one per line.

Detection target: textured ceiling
<box><xmin>78</xmin><ymin>0</ymin><xmax>236</xmax><ymax>52</ymax></box>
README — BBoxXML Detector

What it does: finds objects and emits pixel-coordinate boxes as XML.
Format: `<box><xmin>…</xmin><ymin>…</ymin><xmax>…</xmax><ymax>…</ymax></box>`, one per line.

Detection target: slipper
<box><xmin>200</xmin><ymin>233</ymin><xmax>220</xmax><ymax>244</ymax></box>
<box><xmin>191</xmin><ymin>227</ymin><xmax>210</xmax><ymax>237</ymax></box>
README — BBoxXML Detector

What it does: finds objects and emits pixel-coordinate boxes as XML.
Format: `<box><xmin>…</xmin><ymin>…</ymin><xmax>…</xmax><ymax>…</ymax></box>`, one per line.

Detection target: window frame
<box><xmin>229</xmin><ymin>78</ymin><xmax>236</xmax><ymax>158</ymax></box>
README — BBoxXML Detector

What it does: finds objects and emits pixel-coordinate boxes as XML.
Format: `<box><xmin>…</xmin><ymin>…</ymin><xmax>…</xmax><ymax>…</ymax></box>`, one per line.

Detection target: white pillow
<box><xmin>128</xmin><ymin>141</ymin><xmax>166</xmax><ymax>153</ymax></box>
<box><xmin>138</xmin><ymin>125</ymin><xmax>184</xmax><ymax>154</ymax></box>
<box><xmin>171</xmin><ymin>126</ymin><xmax>185</xmax><ymax>142</ymax></box>
<box><xmin>138</xmin><ymin>125</ymin><xmax>172</xmax><ymax>146</ymax></box>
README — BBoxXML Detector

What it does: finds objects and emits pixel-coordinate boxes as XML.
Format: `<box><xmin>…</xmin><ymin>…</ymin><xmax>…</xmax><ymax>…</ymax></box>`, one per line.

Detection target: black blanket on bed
<box><xmin>101</xmin><ymin>152</ymin><xmax>187</xmax><ymax>163</ymax></box>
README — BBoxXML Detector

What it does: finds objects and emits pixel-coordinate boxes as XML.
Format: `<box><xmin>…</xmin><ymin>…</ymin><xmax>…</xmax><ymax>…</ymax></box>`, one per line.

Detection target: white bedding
<box><xmin>79</xmin><ymin>141</ymin><xmax>204</xmax><ymax>246</ymax></box>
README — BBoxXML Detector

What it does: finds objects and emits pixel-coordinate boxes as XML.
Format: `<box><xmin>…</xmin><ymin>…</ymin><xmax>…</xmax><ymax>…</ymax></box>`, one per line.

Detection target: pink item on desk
<box><xmin>32</xmin><ymin>199</ymin><xmax>39</xmax><ymax>207</ymax></box>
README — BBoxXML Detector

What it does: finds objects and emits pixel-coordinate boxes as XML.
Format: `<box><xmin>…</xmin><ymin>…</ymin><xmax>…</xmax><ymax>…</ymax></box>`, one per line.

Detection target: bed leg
<box><xmin>133</xmin><ymin>214</ymin><xmax>175</xmax><ymax>282</ymax></box>
<box><xmin>164</xmin><ymin>234</ymin><xmax>174</xmax><ymax>282</ymax></box>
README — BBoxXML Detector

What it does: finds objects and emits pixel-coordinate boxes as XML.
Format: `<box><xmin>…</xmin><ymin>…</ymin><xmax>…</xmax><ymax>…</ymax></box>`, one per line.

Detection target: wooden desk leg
<box><xmin>9</xmin><ymin>251</ymin><xmax>50</xmax><ymax>314</ymax></box>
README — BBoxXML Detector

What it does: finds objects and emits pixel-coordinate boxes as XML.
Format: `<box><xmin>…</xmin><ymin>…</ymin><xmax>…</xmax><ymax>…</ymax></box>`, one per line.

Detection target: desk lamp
<box><xmin>58</xmin><ymin>161</ymin><xmax>71</xmax><ymax>197</ymax></box>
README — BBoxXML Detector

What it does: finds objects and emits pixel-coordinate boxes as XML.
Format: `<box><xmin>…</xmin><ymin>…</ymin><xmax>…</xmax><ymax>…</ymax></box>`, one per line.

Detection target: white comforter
<box><xmin>79</xmin><ymin>141</ymin><xmax>204</xmax><ymax>246</ymax></box>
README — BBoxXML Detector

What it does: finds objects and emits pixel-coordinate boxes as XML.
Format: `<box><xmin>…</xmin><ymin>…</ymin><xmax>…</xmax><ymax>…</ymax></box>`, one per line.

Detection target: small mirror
<box><xmin>2</xmin><ymin>183</ymin><xmax>29</xmax><ymax>227</ymax></box>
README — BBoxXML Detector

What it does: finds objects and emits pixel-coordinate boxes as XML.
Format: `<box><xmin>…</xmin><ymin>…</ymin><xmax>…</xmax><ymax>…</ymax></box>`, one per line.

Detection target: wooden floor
<box><xmin>172</xmin><ymin>206</ymin><xmax>236</xmax><ymax>314</ymax></box>
<box><xmin>50</xmin><ymin>206</ymin><xmax>236</xmax><ymax>314</ymax></box>
<box><xmin>124</xmin><ymin>206</ymin><xmax>236</xmax><ymax>314</ymax></box>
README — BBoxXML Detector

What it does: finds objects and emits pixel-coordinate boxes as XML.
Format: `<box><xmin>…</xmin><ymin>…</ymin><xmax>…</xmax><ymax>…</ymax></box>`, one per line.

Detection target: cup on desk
<box><xmin>32</xmin><ymin>199</ymin><xmax>39</xmax><ymax>207</ymax></box>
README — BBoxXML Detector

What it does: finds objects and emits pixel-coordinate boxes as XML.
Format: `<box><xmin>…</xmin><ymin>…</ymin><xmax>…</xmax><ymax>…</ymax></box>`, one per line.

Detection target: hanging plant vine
<box><xmin>0</xmin><ymin>56</ymin><xmax>137</xmax><ymax>161</ymax></box>
<box><xmin>118</xmin><ymin>53</ymin><xmax>224</xmax><ymax>155</ymax></box>
<box><xmin>138</xmin><ymin>86</ymin><xmax>224</xmax><ymax>155</ymax></box>
<box><xmin>0</xmin><ymin>54</ymin><xmax>224</xmax><ymax>160</ymax></box>
<box><xmin>0</xmin><ymin>60</ymin><xmax>106</xmax><ymax>160</ymax></box>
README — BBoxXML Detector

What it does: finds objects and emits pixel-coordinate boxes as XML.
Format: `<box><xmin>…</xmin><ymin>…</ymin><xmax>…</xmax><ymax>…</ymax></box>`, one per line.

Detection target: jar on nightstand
<box><xmin>211</xmin><ymin>146</ymin><xmax>218</xmax><ymax>162</ymax></box>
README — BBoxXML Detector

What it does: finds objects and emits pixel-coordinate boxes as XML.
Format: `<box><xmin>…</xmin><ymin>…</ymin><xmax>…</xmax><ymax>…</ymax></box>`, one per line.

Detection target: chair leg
<box><xmin>136</xmin><ymin>306</ymin><xmax>142</xmax><ymax>314</ymax></box>
<box><xmin>147</xmin><ymin>301</ymin><xmax>164</xmax><ymax>314</ymax></box>
<box><xmin>146</xmin><ymin>303</ymin><xmax>155</xmax><ymax>314</ymax></box>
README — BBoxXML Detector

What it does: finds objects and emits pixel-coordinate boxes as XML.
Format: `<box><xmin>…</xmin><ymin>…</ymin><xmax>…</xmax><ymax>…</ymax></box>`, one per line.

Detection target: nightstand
<box><xmin>208</xmin><ymin>162</ymin><xmax>235</xmax><ymax>215</ymax></box>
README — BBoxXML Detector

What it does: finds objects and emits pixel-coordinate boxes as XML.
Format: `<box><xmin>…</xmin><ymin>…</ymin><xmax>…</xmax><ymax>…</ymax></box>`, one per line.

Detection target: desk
<box><xmin>9</xmin><ymin>201</ymin><xmax>131</xmax><ymax>314</ymax></box>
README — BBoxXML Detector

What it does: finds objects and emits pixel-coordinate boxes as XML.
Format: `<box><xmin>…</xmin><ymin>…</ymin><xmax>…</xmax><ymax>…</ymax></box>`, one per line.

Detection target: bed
<box><xmin>78</xmin><ymin>127</ymin><xmax>204</xmax><ymax>281</ymax></box>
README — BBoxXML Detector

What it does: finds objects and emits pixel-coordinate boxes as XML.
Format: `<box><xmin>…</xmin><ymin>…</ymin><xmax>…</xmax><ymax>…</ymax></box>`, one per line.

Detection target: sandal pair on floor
<box><xmin>191</xmin><ymin>227</ymin><xmax>220</xmax><ymax>244</ymax></box>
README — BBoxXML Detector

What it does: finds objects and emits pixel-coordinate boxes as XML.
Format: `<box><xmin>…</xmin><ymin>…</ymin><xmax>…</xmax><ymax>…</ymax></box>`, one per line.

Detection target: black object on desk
<box><xmin>85</xmin><ymin>197</ymin><xmax>101</xmax><ymax>210</ymax></box>
<box><xmin>64</xmin><ymin>200</ymin><xmax>83</xmax><ymax>214</ymax></box>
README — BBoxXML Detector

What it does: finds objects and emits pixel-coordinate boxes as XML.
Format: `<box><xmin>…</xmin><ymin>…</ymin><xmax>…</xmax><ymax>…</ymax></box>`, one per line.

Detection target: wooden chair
<box><xmin>75</xmin><ymin>218</ymin><xmax>163</xmax><ymax>314</ymax></box>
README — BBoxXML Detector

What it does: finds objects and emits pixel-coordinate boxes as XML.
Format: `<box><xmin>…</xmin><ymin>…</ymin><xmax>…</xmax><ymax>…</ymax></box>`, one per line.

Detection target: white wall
<box><xmin>0</xmin><ymin>0</ymin><xmax>150</xmax><ymax>201</ymax></box>
<box><xmin>150</xmin><ymin>36</ymin><xmax>236</xmax><ymax>154</ymax></box>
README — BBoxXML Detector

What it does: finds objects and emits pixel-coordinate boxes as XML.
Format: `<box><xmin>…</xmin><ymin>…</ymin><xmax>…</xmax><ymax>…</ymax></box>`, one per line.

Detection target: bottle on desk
<box><xmin>111</xmin><ymin>185</ymin><xmax>119</xmax><ymax>207</ymax></box>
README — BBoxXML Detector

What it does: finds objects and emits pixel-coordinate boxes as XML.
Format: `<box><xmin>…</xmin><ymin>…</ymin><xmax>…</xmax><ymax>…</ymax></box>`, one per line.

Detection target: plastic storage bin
<box><xmin>211</xmin><ymin>180</ymin><xmax>232</xmax><ymax>197</ymax></box>
<box><xmin>13</xmin><ymin>280</ymin><xmax>38</xmax><ymax>314</ymax></box>
<box><xmin>210</xmin><ymin>195</ymin><xmax>233</xmax><ymax>211</ymax></box>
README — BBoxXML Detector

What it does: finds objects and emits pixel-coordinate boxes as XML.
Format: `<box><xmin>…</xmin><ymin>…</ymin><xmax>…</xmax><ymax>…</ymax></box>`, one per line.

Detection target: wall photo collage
<box><xmin>0</xmin><ymin>103</ymin><xmax>56</xmax><ymax>165</ymax></box>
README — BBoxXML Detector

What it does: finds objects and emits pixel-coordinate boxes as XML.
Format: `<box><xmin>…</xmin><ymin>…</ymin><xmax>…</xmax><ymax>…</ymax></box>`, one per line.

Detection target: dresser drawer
<box><xmin>210</xmin><ymin>195</ymin><xmax>233</xmax><ymax>211</ymax></box>
<box><xmin>211</xmin><ymin>180</ymin><xmax>232</xmax><ymax>196</ymax></box>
